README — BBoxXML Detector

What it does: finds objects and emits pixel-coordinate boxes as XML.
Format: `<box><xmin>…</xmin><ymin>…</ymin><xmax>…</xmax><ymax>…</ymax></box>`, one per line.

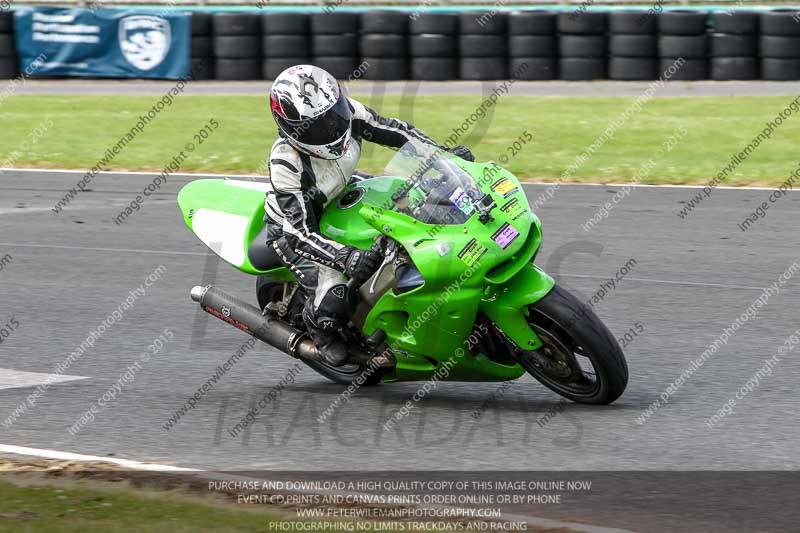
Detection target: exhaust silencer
<box><xmin>190</xmin><ymin>285</ymin><xmax>321</xmax><ymax>362</ymax></box>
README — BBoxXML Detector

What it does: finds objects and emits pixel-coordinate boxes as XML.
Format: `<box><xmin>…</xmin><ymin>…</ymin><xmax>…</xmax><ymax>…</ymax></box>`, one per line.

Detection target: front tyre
<box><xmin>517</xmin><ymin>284</ymin><xmax>628</xmax><ymax>404</ymax></box>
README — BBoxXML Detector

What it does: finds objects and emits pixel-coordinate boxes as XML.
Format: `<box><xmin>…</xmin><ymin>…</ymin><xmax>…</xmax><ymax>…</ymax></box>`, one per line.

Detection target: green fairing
<box><xmin>177</xmin><ymin>151</ymin><xmax>555</xmax><ymax>383</ymax></box>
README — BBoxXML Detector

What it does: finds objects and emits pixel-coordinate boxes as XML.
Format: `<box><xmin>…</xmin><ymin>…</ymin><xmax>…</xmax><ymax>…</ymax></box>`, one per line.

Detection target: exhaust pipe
<box><xmin>190</xmin><ymin>285</ymin><xmax>322</xmax><ymax>362</ymax></box>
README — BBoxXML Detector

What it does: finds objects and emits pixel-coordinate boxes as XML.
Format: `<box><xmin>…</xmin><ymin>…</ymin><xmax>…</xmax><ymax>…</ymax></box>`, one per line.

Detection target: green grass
<box><xmin>0</xmin><ymin>94</ymin><xmax>798</xmax><ymax>185</ymax></box>
<box><xmin>0</xmin><ymin>477</ymin><xmax>410</xmax><ymax>533</ymax></box>
<box><xmin>0</xmin><ymin>478</ymin><xmax>285</xmax><ymax>532</ymax></box>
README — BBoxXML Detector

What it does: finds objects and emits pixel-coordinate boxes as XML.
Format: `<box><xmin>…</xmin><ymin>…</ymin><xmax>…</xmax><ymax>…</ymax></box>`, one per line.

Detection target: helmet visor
<box><xmin>279</xmin><ymin>93</ymin><xmax>352</xmax><ymax>147</ymax></box>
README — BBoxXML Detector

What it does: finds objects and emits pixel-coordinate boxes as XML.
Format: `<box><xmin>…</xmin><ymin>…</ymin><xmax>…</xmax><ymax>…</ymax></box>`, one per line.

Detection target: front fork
<box><xmin>478</xmin><ymin>263</ymin><xmax>556</xmax><ymax>352</ymax></box>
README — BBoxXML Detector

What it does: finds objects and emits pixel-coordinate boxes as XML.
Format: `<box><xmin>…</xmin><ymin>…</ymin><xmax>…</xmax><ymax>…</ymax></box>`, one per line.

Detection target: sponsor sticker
<box><xmin>491</xmin><ymin>223</ymin><xmax>520</xmax><ymax>250</ymax></box>
<box><xmin>449</xmin><ymin>186</ymin><xmax>475</xmax><ymax>217</ymax></box>
<box><xmin>457</xmin><ymin>238</ymin><xmax>487</xmax><ymax>267</ymax></box>
<box><xmin>490</xmin><ymin>178</ymin><xmax>518</xmax><ymax>198</ymax></box>
<box><xmin>500</xmin><ymin>198</ymin><xmax>525</xmax><ymax>220</ymax></box>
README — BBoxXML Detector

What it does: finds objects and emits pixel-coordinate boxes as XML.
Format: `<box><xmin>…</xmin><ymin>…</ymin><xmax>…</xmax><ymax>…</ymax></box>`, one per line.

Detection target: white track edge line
<box><xmin>0</xmin><ymin>167</ymin><xmax>789</xmax><ymax>192</ymax></box>
<box><xmin>0</xmin><ymin>444</ymin><xmax>197</xmax><ymax>472</ymax></box>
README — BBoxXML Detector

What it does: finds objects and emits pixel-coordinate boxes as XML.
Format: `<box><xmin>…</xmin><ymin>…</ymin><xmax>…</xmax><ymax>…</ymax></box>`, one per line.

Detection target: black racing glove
<box><xmin>447</xmin><ymin>145</ymin><xmax>475</xmax><ymax>162</ymax></box>
<box><xmin>335</xmin><ymin>246</ymin><xmax>382</xmax><ymax>284</ymax></box>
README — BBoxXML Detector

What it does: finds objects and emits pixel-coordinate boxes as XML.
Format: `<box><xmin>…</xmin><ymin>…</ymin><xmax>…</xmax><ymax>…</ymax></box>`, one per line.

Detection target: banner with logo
<box><xmin>13</xmin><ymin>7</ymin><xmax>190</xmax><ymax>79</ymax></box>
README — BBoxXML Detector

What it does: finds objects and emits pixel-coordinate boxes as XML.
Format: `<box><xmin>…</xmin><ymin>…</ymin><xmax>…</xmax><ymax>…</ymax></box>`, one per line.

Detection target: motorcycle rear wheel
<box><xmin>517</xmin><ymin>284</ymin><xmax>628</xmax><ymax>404</ymax></box>
<box><xmin>256</xmin><ymin>277</ymin><xmax>383</xmax><ymax>387</ymax></box>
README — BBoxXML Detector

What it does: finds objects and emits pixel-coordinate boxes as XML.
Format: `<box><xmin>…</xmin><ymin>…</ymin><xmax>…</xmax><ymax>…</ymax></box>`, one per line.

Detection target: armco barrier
<box><xmin>3</xmin><ymin>7</ymin><xmax>800</xmax><ymax>81</ymax></box>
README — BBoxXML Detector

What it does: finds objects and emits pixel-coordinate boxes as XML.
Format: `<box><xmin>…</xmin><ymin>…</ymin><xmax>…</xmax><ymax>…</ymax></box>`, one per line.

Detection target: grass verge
<box><xmin>0</xmin><ymin>94</ymin><xmax>798</xmax><ymax>186</ymax></box>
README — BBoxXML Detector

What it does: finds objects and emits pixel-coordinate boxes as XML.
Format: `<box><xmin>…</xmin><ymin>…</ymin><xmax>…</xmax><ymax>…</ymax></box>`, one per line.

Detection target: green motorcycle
<box><xmin>178</xmin><ymin>143</ymin><xmax>628</xmax><ymax>404</ymax></box>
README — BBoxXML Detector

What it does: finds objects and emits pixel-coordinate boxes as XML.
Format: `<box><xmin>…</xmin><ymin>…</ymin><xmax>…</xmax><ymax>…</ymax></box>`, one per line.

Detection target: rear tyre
<box><xmin>516</xmin><ymin>284</ymin><xmax>628</xmax><ymax>404</ymax></box>
<box><xmin>302</xmin><ymin>359</ymin><xmax>384</xmax><ymax>387</ymax></box>
<box><xmin>255</xmin><ymin>278</ymin><xmax>383</xmax><ymax>387</ymax></box>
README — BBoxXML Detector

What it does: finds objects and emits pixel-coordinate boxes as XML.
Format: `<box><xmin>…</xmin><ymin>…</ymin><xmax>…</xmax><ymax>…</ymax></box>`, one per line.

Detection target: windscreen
<box><xmin>379</xmin><ymin>142</ymin><xmax>482</xmax><ymax>225</ymax></box>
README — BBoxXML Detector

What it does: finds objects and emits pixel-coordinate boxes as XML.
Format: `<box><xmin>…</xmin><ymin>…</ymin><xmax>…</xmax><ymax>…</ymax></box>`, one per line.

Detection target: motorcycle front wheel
<box><xmin>516</xmin><ymin>284</ymin><xmax>628</xmax><ymax>404</ymax></box>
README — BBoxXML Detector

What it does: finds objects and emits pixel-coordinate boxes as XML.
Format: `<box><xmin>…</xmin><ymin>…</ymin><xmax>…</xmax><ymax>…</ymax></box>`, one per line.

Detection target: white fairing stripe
<box><xmin>191</xmin><ymin>208</ymin><xmax>249</xmax><ymax>267</ymax></box>
<box><xmin>223</xmin><ymin>179</ymin><xmax>271</xmax><ymax>192</ymax></box>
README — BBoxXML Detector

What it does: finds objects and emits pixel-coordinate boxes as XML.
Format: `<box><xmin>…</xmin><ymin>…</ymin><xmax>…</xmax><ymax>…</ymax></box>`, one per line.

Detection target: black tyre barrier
<box><xmin>559</xmin><ymin>35</ymin><xmax>607</xmax><ymax>58</ymax></box>
<box><xmin>411</xmin><ymin>57</ymin><xmax>458</xmax><ymax>80</ymax></box>
<box><xmin>311</xmin><ymin>13</ymin><xmax>359</xmax><ymax>34</ymax></box>
<box><xmin>409</xmin><ymin>34</ymin><xmax>456</xmax><ymax>57</ymax></box>
<box><xmin>711</xmin><ymin>33</ymin><xmax>758</xmax><ymax>57</ymax></box>
<box><xmin>360</xmin><ymin>34</ymin><xmax>407</xmax><ymax>58</ymax></box>
<box><xmin>312</xmin><ymin>34</ymin><xmax>358</xmax><ymax>57</ymax></box>
<box><xmin>509</xmin><ymin>35</ymin><xmax>557</xmax><ymax>58</ymax></box>
<box><xmin>609</xmin><ymin>34</ymin><xmax>657</xmax><ymax>58</ymax></box>
<box><xmin>761</xmin><ymin>58</ymin><xmax>800</xmax><ymax>80</ymax></box>
<box><xmin>313</xmin><ymin>56</ymin><xmax>361</xmax><ymax>79</ymax></box>
<box><xmin>361</xmin><ymin>10</ymin><xmax>408</xmax><ymax>34</ymax></box>
<box><xmin>658</xmin><ymin>35</ymin><xmax>708</xmax><ymax>59</ymax></box>
<box><xmin>5</xmin><ymin>8</ymin><xmax>800</xmax><ymax>82</ymax></box>
<box><xmin>609</xmin><ymin>57</ymin><xmax>658</xmax><ymax>80</ymax></box>
<box><xmin>409</xmin><ymin>13</ymin><xmax>458</xmax><ymax>35</ymax></box>
<box><xmin>191</xmin><ymin>36</ymin><xmax>212</xmax><ymax>57</ymax></box>
<box><xmin>0</xmin><ymin>11</ymin><xmax>13</xmax><ymax>34</ymax></box>
<box><xmin>710</xmin><ymin>11</ymin><xmax>759</xmax><ymax>34</ymax></box>
<box><xmin>558</xmin><ymin>57</ymin><xmax>606</xmax><ymax>81</ymax></box>
<box><xmin>214</xmin><ymin>58</ymin><xmax>261</xmax><ymax>80</ymax></box>
<box><xmin>557</xmin><ymin>12</ymin><xmax>607</xmax><ymax>35</ymax></box>
<box><xmin>760</xmin><ymin>35</ymin><xmax>800</xmax><ymax>58</ymax></box>
<box><xmin>658</xmin><ymin>10</ymin><xmax>708</xmax><ymax>35</ymax></box>
<box><xmin>760</xmin><ymin>9</ymin><xmax>800</xmax><ymax>36</ymax></box>
<box><xmin>509</xmin><ymin>57</ymin><xmax>557</xmax><ymax>80</ymax></box>
<box><xmin>0</xmin><ymin>57</ymin><xmax>19</xmax><ymax>78</ymax></box>
<box><xmin>262</xmin><ymin>13</ymin><xmax>309</xmax><ymax>35</ymax></box>
<box><xmin>459</xmin><ymin>34</ymin><xmax>507</xmax><ymax>57</ymax></box>
<box><xmin>560</xmin><ymin>58</ymin><xmax>606</xmax><ymax>80</ymax></box>
<box><xmin>213</xmin><ymin>35</ymin><xmax>261</xmax><ymax>59</ymax></box>
<box><xmin>213</xmin><ymin>13</ymin><xmax>260</xmax><ymax>36</ymax></box>
<box><xmin>191</xmin><ymin>12</ymin><xmax>212</xmax><ymax>36</ymax></box>
<box><xmin>508</xmin><ymin>10</ymin><xmax>556</xmax><ymax>35</ymax></box>
<box><xmin>711</xmin><ymin>57</ymin><xmax>759</xmax><ymax>80</ymax></box>
<box><xmin>263</xmin><ymin>58</ymin><xmax>308</xmax><ymax>79</ymax></box>
<box><xmin>0</xmin><ymin>34</ymin><xmax>15</xmax><ymax>57</ymax></box>
<box><xmin>459</xmin><ymin>57</ymin><xmax>508</xmax><ymax>80</ymax></box>
<box><xmin>460</xmin><ymin>12</ymin><xmax>507</xmax><ymax>35</ymax></box>
<box><xmin>361</xmin><ymin>57</ymin><xmax>407</xmax><ymax>80</ymax></box>
<box><xmin>263</xmin><ymin>35</ymin><xmax>308</xmax><ymax>58</ymax></box>
<box><xmin>659</xmin><ymin>58</ymin><xmax>708</xmax><ymax>80</ymax></box>
<box><xmin>609</xmin><ymin>11</ymin><xmax>657</xmax><ymax>35</ymax></box>
<box><xmin>190</xmin><ymin>57</ymin><xmax>214</xmax><ymax>80</ymax></box>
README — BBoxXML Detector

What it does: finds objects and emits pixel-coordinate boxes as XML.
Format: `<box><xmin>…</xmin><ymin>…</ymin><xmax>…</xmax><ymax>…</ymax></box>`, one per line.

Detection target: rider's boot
<box><xmin>302</xmin><ymin>299</ymin><xmax>349</xmax><ymax>367</ymax></box>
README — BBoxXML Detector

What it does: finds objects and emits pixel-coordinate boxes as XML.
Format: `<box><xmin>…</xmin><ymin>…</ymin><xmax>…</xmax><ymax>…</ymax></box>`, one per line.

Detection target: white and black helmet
<box><xmin>269</xmin><ymin>65</ymin><xmax>352</xmax><ymax>160</ymax></box>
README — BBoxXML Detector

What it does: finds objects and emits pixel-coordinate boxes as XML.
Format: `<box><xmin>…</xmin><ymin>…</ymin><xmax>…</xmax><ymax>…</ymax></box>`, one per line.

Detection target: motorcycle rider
<box><xmin>263</xmin><ymin>64</ymin><xmax>474</xmax><ymax>367</ymax></box>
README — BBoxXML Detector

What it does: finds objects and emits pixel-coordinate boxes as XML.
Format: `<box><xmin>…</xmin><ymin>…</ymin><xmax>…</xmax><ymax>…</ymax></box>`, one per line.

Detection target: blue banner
<box><xmin>13</xmin><ymin>7</ymin><xmax>190</xmax><ymax>80</ymax></box>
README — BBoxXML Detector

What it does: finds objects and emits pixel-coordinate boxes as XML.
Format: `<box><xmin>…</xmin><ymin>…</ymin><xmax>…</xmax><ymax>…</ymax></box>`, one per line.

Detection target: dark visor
<box><xmin>279</xmin><ymin>93</ymin><xmax>352</xmax><ymax>147</ymax></box>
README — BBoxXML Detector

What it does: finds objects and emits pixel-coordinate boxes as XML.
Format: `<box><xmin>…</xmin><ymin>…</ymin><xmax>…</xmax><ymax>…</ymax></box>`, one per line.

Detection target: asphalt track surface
<box><xmin>10</xmin><ymin>79</ymin><xmax>800</xmax><ymax>97</ymax></box>
<box><xmin>1</xmin><ymin>170</ymin><xmax>798</xmax><ymax>531</ymax></box>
